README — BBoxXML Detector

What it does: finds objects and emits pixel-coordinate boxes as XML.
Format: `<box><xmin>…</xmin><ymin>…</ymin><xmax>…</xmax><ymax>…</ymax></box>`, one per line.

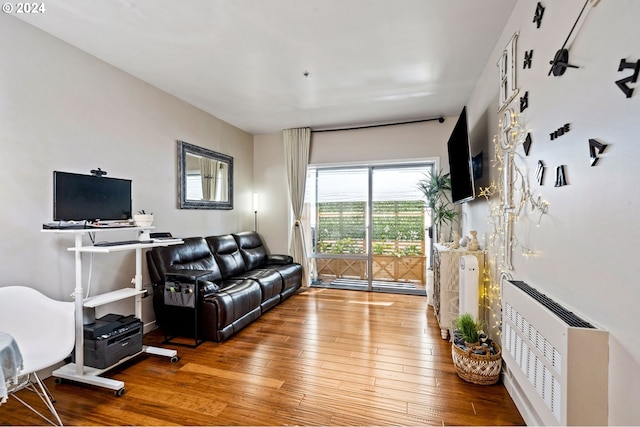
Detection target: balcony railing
<box><xmin>315</xmin><ymin>239</ymin><xmax>426</xmax><ymax>284</ymax></box>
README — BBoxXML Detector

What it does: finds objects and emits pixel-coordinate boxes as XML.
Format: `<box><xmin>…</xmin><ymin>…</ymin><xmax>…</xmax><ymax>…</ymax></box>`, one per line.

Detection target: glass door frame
<box><xmin>307</xmin><ymin>160</ymin><xmax>435</xmax><ymax>294</ymax></box>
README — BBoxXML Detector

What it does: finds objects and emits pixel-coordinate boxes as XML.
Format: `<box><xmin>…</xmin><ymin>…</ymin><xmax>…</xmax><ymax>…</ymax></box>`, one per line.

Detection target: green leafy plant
<box><xmin>398</xmin><ymin>245</ymin><xmax>421</xmax><ymax>256</ymax></box>
<box><xmin>316</xmin><ymin>240</ymin><xmax>330</xmax><ymax>253</ymax></box>
<box><xmin>320</xmin><ymin>237</ymin><xmax>359</xmax><ymax>254</ymax></box>
<box><xmin>417</xmin><ymin>170</ymin><xmax>450</xmax><ymax>210</ymax></box>
<box><xmin>453</xmin><ymin>313</ymin><xmax>483</xmax><ymax>344</ymax></box>
<box><xmin>416</xmin><ymin>170</ymin><xmax>460</xmax><ymax>239</ymax></box>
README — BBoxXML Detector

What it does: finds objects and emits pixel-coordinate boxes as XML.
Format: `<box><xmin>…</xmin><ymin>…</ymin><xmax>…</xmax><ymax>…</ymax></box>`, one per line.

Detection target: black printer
<box><xmin>74</xmin><ymin>314</ymin><xmax>143</xmax><ymax>369</ymax></box>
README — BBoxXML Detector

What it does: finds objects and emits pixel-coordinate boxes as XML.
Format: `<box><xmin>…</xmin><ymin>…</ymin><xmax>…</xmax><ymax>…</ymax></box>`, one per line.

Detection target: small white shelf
<box><xmin>83</xmin><ymin>288</ymin><xmax>147</xmax><ymax>308</ymax></box>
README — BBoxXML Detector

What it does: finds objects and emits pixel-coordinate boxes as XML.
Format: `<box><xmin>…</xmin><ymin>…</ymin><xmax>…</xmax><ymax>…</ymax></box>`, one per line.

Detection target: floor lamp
<box><xmin>253</xmin><ymin>192</ymin><xmax>259</xmax><ymax>231</ymax></box>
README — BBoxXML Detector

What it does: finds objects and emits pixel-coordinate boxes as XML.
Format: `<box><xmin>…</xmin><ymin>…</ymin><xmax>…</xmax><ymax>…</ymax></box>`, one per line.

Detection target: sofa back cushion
<box><xmin>150</xmin><ymin>237</ymin><xmax>223</xmax><ymax>283</ymax></box>
<box><xmin>206</xmin><ymin>235</ymin><xmax>247</xmax><ymax>278</ymax></box>
<box><xmin>232</xmin><ymin>231</ymin><xmax>268</xmax><ymax>271</ymax></box>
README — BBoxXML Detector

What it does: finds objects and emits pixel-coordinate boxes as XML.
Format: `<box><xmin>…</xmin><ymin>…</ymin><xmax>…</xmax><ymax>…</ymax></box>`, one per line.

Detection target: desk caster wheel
<box><xmin>115</xmin><ymin>388</ymin><xmax>126</xmax><ymax>397</ymax></box>
<box><xmin>170</xmin><ymin>356</ymin><xmax>179</xmax><ymax>363</ymax></box>
<box><xmin>54</xmin><ymin>378</ymin><xmax>63</xmax><ymax>384</ymax></box>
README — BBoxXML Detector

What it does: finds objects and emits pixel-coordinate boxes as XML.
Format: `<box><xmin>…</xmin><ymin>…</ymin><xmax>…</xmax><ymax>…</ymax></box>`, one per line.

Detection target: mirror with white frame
<box><xmin>177</xmin><ymin>140</ymin><xmax>233</xmax><ymax>210</ymax></box>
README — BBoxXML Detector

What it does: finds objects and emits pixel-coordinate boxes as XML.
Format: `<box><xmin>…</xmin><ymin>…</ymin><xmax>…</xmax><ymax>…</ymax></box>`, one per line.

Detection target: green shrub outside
<box><xmin>317</xmin><ymin>200</ymin><xmax>426</xmax><ymax>256</ymax></box>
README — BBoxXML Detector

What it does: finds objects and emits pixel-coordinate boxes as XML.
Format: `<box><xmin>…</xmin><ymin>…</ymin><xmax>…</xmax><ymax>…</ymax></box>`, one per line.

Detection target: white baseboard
<box><xmin>143</xmin><ymin>320</ymin><xmax>157</xmax><ymax>334</ymax></box>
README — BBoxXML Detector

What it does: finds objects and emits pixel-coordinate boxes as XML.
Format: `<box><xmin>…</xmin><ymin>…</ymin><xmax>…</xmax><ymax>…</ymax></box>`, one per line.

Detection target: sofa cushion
<box><xmin>271</xmin><ymin>263</ymin><xmax>303</xmax><ymax>295</ymax></box>
<box><xmin>150</xmin><ymin>237</ymin><xmax>223</xmax><ymax>283</ymax></box>
<box><xmin>232</xmin><ymin>231</ymin><xmax>269</xmax><ymax>270</ymax></box>
<box><xmin>206</xmin><ymin>235</ymin><xmax>247</xmax><ymax>279</ymax></box>
<box><xmin>234</xmin><ymin>269</ymin><xmax>283</xmax><ymax>312</ymax></box>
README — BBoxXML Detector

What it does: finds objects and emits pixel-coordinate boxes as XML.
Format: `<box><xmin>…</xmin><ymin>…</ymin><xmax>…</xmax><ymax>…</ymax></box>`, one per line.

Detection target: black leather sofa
<box><xmin>146</xmin><ymin>231</ymin><xmax>302</xmax><ymax>342</ymax></box>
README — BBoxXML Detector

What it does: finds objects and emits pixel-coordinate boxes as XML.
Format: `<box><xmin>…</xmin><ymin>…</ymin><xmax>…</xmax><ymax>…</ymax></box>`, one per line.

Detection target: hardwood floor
<box><xmin>0</xmin><ymin>289</ymin><xmax>524</xmax><ymax>426</ymax></box>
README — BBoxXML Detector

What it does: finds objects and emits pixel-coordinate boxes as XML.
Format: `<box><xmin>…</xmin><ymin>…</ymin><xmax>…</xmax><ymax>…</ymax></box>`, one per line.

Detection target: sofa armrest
<box><xmin>266</xmin><ymin>254</ymin><xmax>294</xmax><ymax>265</ymax></box>
<box><xmin>200</xmin><ymin>280</ymin><xmax>220</xmax><ymax>297</ymax></box>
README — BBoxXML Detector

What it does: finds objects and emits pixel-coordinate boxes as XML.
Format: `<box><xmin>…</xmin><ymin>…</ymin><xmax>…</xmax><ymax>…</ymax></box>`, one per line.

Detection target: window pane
<box><xmin>372</xmin><ymin>167</ymin><xmax>429</xmax><ymax>258</ymax></box>
<box><xmin>316</xmin><ymin>168</ymin><xmax>367</xmax><ymax>254</ymax></box>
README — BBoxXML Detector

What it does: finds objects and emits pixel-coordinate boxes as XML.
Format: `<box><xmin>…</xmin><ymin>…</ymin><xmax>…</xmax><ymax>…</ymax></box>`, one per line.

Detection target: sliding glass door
<box><xmin>305</xmin><ymin>163</ymin><xmax>433</xmax><ymax>294</ymax></box>
<box><xmin>370</xmin><ymin>166</ymin><xmax>430</xmax><ymax>293</ymax></box>
<box><xmin>307</xmin><ymin>167</ymin><xmax>370</xmax><ymax>289</ymax></box>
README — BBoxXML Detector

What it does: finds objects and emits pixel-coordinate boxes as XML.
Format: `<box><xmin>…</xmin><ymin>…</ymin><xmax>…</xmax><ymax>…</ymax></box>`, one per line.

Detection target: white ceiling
<box><xmin>14</xmin><ymin>0</ymin><xmax>516</xmax><ymax>134</ymax></box>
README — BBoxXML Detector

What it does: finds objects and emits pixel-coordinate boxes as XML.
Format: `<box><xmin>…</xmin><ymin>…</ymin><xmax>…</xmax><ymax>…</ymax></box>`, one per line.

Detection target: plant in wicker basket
<box><xmin>453</xmin><ymin>313</ymin><xmax>482</xmax><ymax>345</ymax></box>
<box><xmin>451</xmin><ymin>313</ymin><xmax>502</xmax><ymax>385</ymax></box>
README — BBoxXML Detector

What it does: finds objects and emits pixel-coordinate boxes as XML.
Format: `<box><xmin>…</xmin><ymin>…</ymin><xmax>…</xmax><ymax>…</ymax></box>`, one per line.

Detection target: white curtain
<box><xmin>199</xmin><ymin>158</ymin><xmax>218</xmax><ymax>200</ymax></box>
<box><xmin>283</xmin><ymin>128</ymin><xmax>310</xmax><ymax>287</ymax></box>
<box><xmin>215</xmin><ymin>162</ymin><xmax>227</xmax><ymax>201</ymax></box>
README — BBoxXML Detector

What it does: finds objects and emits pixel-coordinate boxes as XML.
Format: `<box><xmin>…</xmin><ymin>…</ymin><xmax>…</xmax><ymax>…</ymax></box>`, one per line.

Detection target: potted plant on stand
<box><xmin>451</xmin><ymin>313</ymin><xmax>502</xmax><ymax>385</ymax></box>
<box><xmin>417</xmin><ymin>170</ymin><xmax>459</xmax><ymax>245</ymax></box>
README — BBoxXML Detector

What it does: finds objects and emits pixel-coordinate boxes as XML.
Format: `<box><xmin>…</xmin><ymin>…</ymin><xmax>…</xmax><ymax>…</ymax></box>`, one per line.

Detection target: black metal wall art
<box><xmin>615</xmin><ymin>58</ymin><xmax>640</xmax><ymax>98</ymax></box>
<box><xmin>550</xmin><ymin>123</ymin><xmax>570</xmax><ymax>140</ymax></box>
<box><xmin>554</xmin><ymin>165</ymin><xmax>567</xmax><ymax>187</ymax></box>
<box><xmin>589</xmin><ymin>139</ymin><xmax>608</xmax><ymax>166</ymax></box>
<box><xmin>524</xmin><ymin>50</ymin><xmax>533</xmax><ymax>69</ymax></box>
<box><xmin>520</xmin><ymin>91</ymin><xmax>529</xmax><ymax>112</ymax></box>
<box><xmin>533</xmin><ymin>2</ymin><xmax>545</xmax><ymax>28</ymax></box>
<box><xmin>523</xmin><ymin>133</ymin><xmax>532</xmax><ymax>155</ymax></box>
<box><xmin>536</xmin><ymin>160</ymin><xmax>545</xmax><ymax>185</ymax></box>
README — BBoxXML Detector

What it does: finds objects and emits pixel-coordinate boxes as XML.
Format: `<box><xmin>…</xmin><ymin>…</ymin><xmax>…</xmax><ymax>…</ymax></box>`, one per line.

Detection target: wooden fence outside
<box><xmin>315</xmin><ymin>239</ymin><xmax>426</xmax><ymax>284</ymax></box>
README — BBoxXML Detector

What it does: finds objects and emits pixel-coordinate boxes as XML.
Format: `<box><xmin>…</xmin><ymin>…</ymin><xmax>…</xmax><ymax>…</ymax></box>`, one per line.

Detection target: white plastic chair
<box><xmin>0</xmin><ymin>286</ymin><xmax>75</xmax><ymax>426</ymax></box>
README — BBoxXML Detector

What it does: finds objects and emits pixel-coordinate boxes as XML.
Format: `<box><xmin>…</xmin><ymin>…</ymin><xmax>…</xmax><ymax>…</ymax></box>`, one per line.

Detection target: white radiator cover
<box><xmin>502</xmin><ymin>280</ymin><xmax>608</xmax><ymax>426</ymax></box>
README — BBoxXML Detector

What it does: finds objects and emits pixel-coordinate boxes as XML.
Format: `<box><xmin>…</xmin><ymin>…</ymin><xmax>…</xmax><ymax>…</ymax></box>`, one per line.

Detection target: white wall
<box><xmin>253</xmin><ymin>132</ymin><xmax>291</xmax><ymax>255</ymax></box>
<box><xmin>465</xmin><ymin>0</ymin><xmax>640</xmax><ymax>424</ymax></box>
<box><xmin>0</xmin><ymin>15</ymin><xmax>254</xmax><ymax>324</ymax></box>
<box><xmin>309</xmin><ymin>120</ymin><xmax>452</xmax><ymax>166</ymax></box>
<box><xmin>254</xmin><ymin>120</ymin><xmax>453</xmax><ymax>255</ymax></box>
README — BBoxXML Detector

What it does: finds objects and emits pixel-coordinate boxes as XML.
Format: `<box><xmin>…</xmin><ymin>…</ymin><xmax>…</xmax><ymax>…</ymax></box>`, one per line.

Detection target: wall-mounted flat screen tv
<box><xmin>446</xmin><ymin>106</ymin><xmax>475</xmax><ymax>204</ymax></box>
<box><xmin>53</xmin><ymin>171</ymin><xmax>132</xmax><ymax>221</ymax></box>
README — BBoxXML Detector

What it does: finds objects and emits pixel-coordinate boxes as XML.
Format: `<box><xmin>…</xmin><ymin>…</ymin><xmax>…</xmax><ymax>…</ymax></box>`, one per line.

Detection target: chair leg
<box><xmin>10</xmin><ymin>373</ymin><xmax>64</xmax><ymax>426</ymax></box>
<box><xmin>38</xmin><ymin>376</ymin><xmax>57</xmax><ymax>404</ymax></box>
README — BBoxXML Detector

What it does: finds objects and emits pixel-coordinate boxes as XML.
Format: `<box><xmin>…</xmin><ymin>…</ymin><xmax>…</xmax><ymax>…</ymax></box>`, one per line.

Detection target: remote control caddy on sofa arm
<box><xmin>146</xmin><ymin>231</ymin><xmax>302</xmax><ymax>342</ymax></box>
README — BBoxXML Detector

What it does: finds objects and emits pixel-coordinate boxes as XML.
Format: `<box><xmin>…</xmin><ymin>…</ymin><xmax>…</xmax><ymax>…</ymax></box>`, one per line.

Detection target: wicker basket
<box><xmin>451</xmin><ymin>341</ymin><xmax>502</xmax><ymax>385</ymax></box>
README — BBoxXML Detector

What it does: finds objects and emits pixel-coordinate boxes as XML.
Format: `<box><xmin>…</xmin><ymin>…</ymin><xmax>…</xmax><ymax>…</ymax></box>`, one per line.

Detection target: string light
<box><xmin>478</xmin><ymin>110</ymin><xmax>549</xmax><ymax>337</ymax></box>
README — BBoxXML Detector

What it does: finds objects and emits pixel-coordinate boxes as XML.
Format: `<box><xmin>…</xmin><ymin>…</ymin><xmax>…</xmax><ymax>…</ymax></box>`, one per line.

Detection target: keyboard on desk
<box><xmin>94</xmin><ymin>240</ymin><xmax>153</xmax><ymax>247</ymax></box>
